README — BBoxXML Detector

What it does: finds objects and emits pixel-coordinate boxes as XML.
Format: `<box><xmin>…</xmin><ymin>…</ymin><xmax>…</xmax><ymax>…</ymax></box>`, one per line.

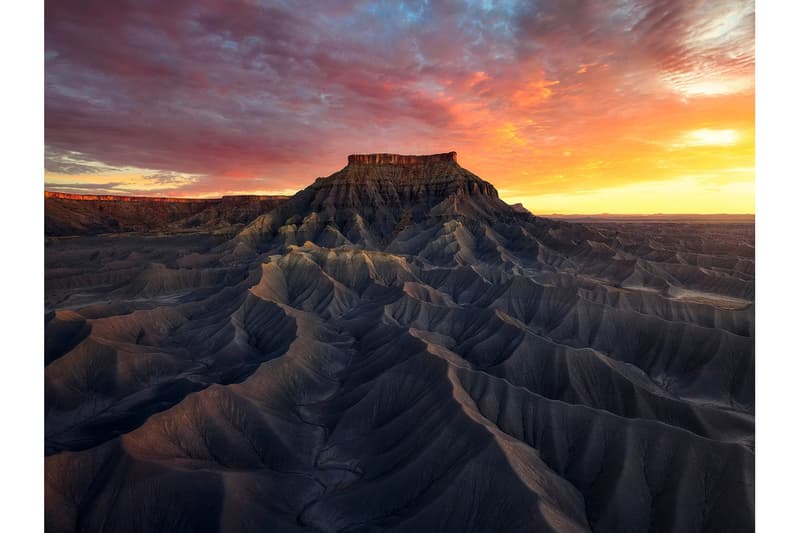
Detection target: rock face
<box><xmin>45</xmin><ymin>192</ymin><xmax>290</xmax><ymax>236</ymax></box>
<box><xmin>510</xmin><ymin>202</ymin><xmax>531</xmax><ymax>214</ymax></box>
<box><xmin>347</xmin><ymin>151</ymin><xmax>457</xmax><ymax>165</ymax></box>
<box><xmin>240</xmin><ymin>151</ymin><xmax>509</xmax><ymax>249</ymax></box>
<box><xmin>44</xmin><ymin>154</ymin><xmax>754</xmax><ymax>532</ymax></box>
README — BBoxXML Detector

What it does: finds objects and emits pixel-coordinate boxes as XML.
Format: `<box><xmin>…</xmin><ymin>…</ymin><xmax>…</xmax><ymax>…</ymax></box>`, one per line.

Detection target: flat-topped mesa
<box><xmin>347</xmin><ymin>152</ymin><xmax>457</xmax><ymax>166</ymax></box>
<box><xmin>45</xmin><ymin>191</ymin><xmax>288</xmax><ymax>204</ymax></box>
<box><xmin>319</xmin><ymin>150</ymin><xmax>502</xmax><ymax>202</ymax></box>
<box><xmin>237</xmin><ymin>151</ymin><xmax>526</xmax><ymax>245</ymax></box>
<box><xmin>45</xmin><ymin>191</ymin><xmax>207</xmax><ymax>203</ymax></box>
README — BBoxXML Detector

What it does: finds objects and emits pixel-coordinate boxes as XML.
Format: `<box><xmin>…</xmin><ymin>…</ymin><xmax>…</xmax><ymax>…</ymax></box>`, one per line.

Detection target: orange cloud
<box><xmin>45</xmin><ymin>0</ymin><xmax>754</xmax><ymax>214</ymax></box>
<box><xmin>511</xmin><ymin>79</ymin><xmax>560</xmax><ymax>109</ymax></box>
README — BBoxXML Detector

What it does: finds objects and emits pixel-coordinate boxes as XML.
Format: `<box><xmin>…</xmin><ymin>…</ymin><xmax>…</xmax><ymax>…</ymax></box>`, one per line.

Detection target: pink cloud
<box><xmin>45</xmin><ymin>0</ymin><xmax>754</xmax><ymax>197</ymax></box>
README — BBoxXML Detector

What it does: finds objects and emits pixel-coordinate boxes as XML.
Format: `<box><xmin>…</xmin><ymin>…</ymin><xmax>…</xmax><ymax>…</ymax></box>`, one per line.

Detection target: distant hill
<box><xmin>45</xmin><ymin>191</ymin><xmax>290</xmax><ymax>236</ymax></box>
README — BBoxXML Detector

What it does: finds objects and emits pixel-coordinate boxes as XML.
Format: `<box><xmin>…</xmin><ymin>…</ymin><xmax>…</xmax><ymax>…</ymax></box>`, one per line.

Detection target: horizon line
<box><xmin>44</xmin><ymin>190</ymin><xmax>754</xmax><ymax>216</ymax></box>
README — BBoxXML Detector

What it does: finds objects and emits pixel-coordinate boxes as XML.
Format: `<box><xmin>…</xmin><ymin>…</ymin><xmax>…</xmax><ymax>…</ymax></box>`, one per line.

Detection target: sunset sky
<box><xmin>45</xmin><ymin>0</ymin><xmax>754</xmax><ymax>214</ymax></box>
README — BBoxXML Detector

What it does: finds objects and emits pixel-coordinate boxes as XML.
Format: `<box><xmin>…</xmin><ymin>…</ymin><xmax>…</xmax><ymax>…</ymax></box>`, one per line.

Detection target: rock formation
<box><xmin>44</xmin><ymin>153</ymin><xmax>755</xmax><ymax>532</ymax></box>
<box><xmin>347</xmin><ymin>151</ymin><xmax>457</xmax><ymax>165</ymax></box>
<box><xmin>45</xmin><ymin>192</ymin><xmax>290</xmax><ymax>236</ymax></box>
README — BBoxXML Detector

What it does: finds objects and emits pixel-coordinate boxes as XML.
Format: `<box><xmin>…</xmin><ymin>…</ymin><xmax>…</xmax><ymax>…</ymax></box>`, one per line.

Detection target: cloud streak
<box><xmin>45</xmin><ymin>0</ymin><xmax>754</xmax><ymax>211</ymax></box>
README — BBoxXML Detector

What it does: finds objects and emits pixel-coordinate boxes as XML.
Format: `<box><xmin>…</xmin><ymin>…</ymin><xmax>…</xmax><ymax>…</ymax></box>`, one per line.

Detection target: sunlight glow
<box><xmin>675</xmin><ymin>128</ymin><xmax>740</xmax><ymax>147</ymax></box>
<box><xmin>503</xmin><ymin>172</ymin><xmax>754</xmax><ymax>215</ymax></box>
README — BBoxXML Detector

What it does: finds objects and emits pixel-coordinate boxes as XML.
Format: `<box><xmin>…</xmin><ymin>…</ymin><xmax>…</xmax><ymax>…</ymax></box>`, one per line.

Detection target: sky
<box><xmin>44</xmin><ymin>0</ymin><xmax>754</xmax><ymax>214</ymax></box>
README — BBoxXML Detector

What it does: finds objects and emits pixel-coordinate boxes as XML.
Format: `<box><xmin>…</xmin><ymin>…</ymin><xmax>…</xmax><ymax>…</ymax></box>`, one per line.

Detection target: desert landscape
<box><xmin>45</xmin><ymin>153</ymin><xmax>754</xmax><ymax>532</ymax></box>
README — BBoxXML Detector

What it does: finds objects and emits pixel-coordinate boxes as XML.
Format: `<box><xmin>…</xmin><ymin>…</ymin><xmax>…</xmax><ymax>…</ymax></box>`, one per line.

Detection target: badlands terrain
<box><xmin>45</xmin><ymin>153</ymin><xmax>754</xmax><ymax>532</ymax></box>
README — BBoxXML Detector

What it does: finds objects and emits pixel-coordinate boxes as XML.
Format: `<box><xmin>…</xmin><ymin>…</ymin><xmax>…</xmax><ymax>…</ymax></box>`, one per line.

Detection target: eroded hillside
<box><xmin>45</xmin><ymin>153</ymin><xmax>754</xmax><ymax>532</ymax></box>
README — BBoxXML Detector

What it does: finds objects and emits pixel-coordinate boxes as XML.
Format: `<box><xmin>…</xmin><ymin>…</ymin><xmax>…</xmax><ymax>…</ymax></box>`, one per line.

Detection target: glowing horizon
<box><xmin>45</xmin><ymin>1</ymin><xmax>754</xmax><ymax>215</ymax></box>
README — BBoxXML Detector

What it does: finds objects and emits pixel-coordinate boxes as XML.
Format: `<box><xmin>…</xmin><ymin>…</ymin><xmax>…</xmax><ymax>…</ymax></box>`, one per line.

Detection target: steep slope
<box><xmin>44</xmin><ymin>153</ymin><xmax>754</xmax><ymax>532</ymax></box>
<box><xmin>239</xmin><ymin>152</ymin><xmax>518</xmax><ymax>250</ymax></box>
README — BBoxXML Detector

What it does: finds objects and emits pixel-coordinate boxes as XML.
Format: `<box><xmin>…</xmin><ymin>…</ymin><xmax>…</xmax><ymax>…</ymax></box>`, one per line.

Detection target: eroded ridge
<box><xmin>45</xmin><ymin>156</ymin><xmax>754</xmax><ymax>532</ymax></box>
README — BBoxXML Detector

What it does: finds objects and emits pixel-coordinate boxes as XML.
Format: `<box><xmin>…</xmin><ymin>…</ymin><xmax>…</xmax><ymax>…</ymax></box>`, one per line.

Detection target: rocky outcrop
<box><xmin>347</xmin><ymin>151</ymin><xmax>457</xmax><ymax>165</ymax></box>
<box><xmin>510</xmin><ymin>202</ymin><xmax>531</xmax><ymax>214</ymax></box>
<box><xmin>240</xmin><ymin>152</ymin><xmax>512</xmax><ymax>247</ymax></box>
